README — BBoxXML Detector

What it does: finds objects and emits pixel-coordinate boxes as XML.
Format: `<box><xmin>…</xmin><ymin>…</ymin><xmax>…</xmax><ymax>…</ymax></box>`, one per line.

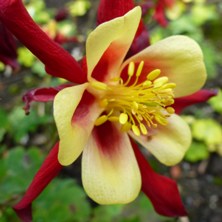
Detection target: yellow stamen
<box><xmin>128</xmin><ymin>62</ymin><xmax>135</xmax><ymax>77</ymax></box>
<box><xmin>154</xmin><ymin>76</ymin><xmax>169</xmax><ymax>87</ymax></box>
<box><xmin>108</xmin><ymin>116</ymin><xmax>119</xmax><ymax>122</ymax></box>
<box><xmin>147</xmin><ymin>69</ymin><xmax>161</xmax><ymax>81</ymax></box>
<box><xmin>91</xmin><ymin>81</ymin><xmax>108</xmax><ymax>90</ymax></box>
<box><xmin>121</xmin><ymin>122</ymin><xmax>132</xmax><ymax>132</ymax></box>
<box><xmin>140</xmin><ymin>123</ymin><xmax>148</xmax><ymax>135</ymax></box>
<box><xmin>162</xmin><ymin>83</ymin><xmax>176</xmax><ymax>89</ymax></box>
<box><xmin>95</xmin><ymin>115</ymin><xmax>108</xmax><ymax>126</ymax></box>
<box><xmin>119</xmin><ymin>113</ymin><xmax>128</xmax><ymax>124</ymax></box>
<box><xmin>132</xmin><ymin>125</ymin><xmax>140</xmax><ymax>136</ymax></box>
<box><xmin>166</xmin><ymin>107</ymin><xmax>175</xmax><ymax>114</ymax></box>
<box><xmin>155</xmin><ymin>114</ymin><xmax>168</xmax><ymax>125</ymax></box>
<box><xmin>136</xmin><ymin>61</ymin><xmax>144</xmax><ymax>77</ymax></box>
<box><xmin>91</xmin><ymin>61</ymin><xmax>176</xmax><ymax>136</ymax></box>
<box><xmin>99</xmin><ymin>99</ymin><xmax>108</xmax><ymax>107</ymax></box>
<box><xmin>133</xmin><ymin>101</ymin><xmax>139</xmax><ymax>110</ymax></box>
<box><xmin>142</xmin><ymin>80</ymin><xmax>152</xmax><ymax>87</ymax></box>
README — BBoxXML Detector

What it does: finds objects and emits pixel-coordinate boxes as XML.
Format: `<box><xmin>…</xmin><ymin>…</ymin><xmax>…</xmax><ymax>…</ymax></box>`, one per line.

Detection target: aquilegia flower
<box><xmin>53</xmin><ymin>6</ymin><xmax>206</xmax><ymax>204</ymax></box>
<box><xmin>153</xmin><ymin>0</ymin><xmax>175</xmax><ymax>27</ymax></box>
<box><xmin>140</xmin><ymin>0</ymin><xmax>175</xmax><ymax>27</ymax></box>
<box><xmin>0</xmin><ymin>0</ymin><xmax>215</xmax><ymax>221</ymax></box>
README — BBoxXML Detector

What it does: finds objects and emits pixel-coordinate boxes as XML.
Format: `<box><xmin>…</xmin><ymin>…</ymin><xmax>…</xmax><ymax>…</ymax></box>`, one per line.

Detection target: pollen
<box><xmin>92</xmin><ymin>61</ymin><xmax>176</xmax><ymax>136</ymax></box>
<box><xmin>119</xmin><ymin>113</ymin><xmax>128</xmax><ymax>124</ymax></box>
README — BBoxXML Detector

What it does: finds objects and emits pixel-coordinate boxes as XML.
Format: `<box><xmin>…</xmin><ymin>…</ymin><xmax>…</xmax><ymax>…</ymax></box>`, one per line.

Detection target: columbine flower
<box><xmin>141</xmin><ymin>0</ymin><xmax>175</xmax><ymax>27</ymax></box>
<box><xmin>153</xmin><ymin>0</ymin><xmax>175</xmax><ymax>27</ymax></box>
<box><xmin>0</xmin><ymin>0</ymin><xmax>213</xmax><ymax>221</ymax></box>
<box><xmin>53</xmin><ymin>6</ymin><xmax>206</xmax><ymax>204</ymax></box>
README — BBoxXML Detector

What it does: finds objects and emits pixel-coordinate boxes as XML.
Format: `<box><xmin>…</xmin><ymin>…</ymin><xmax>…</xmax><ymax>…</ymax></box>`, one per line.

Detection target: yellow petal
<box><xmin>53</xmin><ymin>84</ymin><xmax>102</xmax><ymax>166</ymax></box>
<box><xmin>130</xmin><ymin>114</ymin><xmax>191</xmax><ymax>166</ymax></box>
<box><xmin>123</xmin><ymin>35</ymin><xmax>207</xmax><ymax>97</ymax></box>
<box><xmin>82</xmin><ymin>122</ymin><xmax>141</xmax><ymax>204</ymax></box>
<box><xmin>86</xmin><ymin>7</ymin><xmax>141</xmax><ymax>82</ymax></box>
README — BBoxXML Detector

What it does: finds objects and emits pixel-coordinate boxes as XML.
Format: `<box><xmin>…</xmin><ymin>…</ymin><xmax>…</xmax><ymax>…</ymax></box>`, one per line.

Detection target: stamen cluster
<box><xmin>92</xmin><ymin>61</ymin><xmax>176</xmax><ymax>136</ymax></box>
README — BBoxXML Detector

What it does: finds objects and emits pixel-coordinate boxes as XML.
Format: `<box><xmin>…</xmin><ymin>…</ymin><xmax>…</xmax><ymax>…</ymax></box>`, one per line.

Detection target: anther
<box><xmin>133</xmin><ymin>101</ymin><xmax>139</xmax><ymax>110</ymax></box>
<box><xmin>108</xmin><ymin>116</ymin><xmax>119</xmax><ymax>122</ymax></box>
<box><xmin>128</xmin><ymin>62</ymin><xmax>135</xmax><ymax>77</ymax></box>
<box><xmin>119</xmin><ymin>113</ymin><xmax>128</xmax><ymax>124</ymax></box>
<box><xmin>136</xmin><ymin>61</ymin><xmax>144</xmax><ymax>77</ymax></box>
<box><xmin>147</xmin><ymin>69</ymin><xmax>161</xmax><ymax>81</ymax></box>
<box><xmin>95</xmin><ymin>115</ymin><xmax>108</xmax><ymax>126</ymax></box>
<box><xmin>154</xmin><ymin>77</ymin><xmax>169</xmax><ymax>87</ymax></box>
<box><xmin>162</xmin><ymin>83</ymin><xmax>176</xmax><ymax>89</ymax></box>
<box><xmin>91</xmin><ymin>61</ymin><xmax>176</xmax><ymax>137</ymax></box>
<box><xmin>142</xmin><ymin>80</ymin><xmax>152</xmax><ymax>87</ymax></box>
<box><xmin>140</xmin><ymin>123</ymin><xmax>148</xmax><ymax>135</ymax></box>
<box><xmin>166</xmin><ymin>107</ymin><xmax>175</xmax><ymax>114</ymax></box>
<box><xmin>155</xmin><ymin>115</ymin><xmax>168</xmax><ymax>125</ymax></box>
<box><xmin>165</xmin><ymin>99</ymin><xmax>174</xmax><ymax>106</ymax></box>
<box><xmin>132</xmin><ymin>125</ymin><xmax>141</xmax><ymax>136</ymax></box>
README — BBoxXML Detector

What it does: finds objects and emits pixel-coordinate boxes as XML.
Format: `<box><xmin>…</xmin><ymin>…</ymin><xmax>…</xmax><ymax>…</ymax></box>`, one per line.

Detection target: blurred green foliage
<box><xmin>150</xmin><ymin>0</ymin><xmax>222</xmax><ymax>79</ymax></box>
<box><xmin>0</xmin><ymin>148</ymin><xmax>173</xmax><ymax>222</ymax></box>
<box><xmin>67</xmin><ymin>0</ymin><xmax>91</xmax><ymax>17</ymax></box>
<box><xmin>208</xmin><ymin>89</ymin><xmax>222</xmax><ymax>113</ymax></box>
<box><xmin>150</xmin><ymin>0</ymin><xmax>222</xmax><ymax>163</ymax></box>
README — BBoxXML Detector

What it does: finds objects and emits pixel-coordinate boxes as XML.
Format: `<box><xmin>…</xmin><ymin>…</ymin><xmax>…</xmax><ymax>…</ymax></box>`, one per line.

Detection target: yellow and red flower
<box><xmin>53</xmin><ymin>6</ymin><xmax>206</xmax><ymax>204</ymax></box>
<box><xmin>154</xmin><ymin>0</ymin><xmax>175</xmax><ymax>27</ymax></box>
<box><xmin>0</xmin><ymin>0</ymin><xmax>215</xmax><ymax>221</ymax></box>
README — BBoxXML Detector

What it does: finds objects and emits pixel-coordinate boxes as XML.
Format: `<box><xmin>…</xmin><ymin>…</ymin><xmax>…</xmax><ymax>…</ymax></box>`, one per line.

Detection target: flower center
<box><xmin>90</xmin><ymin>61</ymin><xmax>176</xmax><ymax>136</ymax></box>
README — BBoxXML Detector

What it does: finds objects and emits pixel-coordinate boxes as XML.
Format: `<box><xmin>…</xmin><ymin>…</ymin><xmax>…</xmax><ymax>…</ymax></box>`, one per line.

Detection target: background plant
<box><xmin>1</xmin><ymin>0</ymin><xmax>222</xmax><ymax>221</ymax></box>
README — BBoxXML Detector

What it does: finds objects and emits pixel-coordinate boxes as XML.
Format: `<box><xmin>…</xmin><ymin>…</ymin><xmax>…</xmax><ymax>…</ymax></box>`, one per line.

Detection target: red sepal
<box><xmin>97</xmin><ymin>0</ymin><xmax>150</xmax><ymax>57</ymax></box>
<box><xmin>0</xmin><ymin>22</ymin><xmax>19</xmax><ymax>69</ymax></box>
<box><xmin>132</xmin><ymin>141</ymin><xmax>187</xmax><ymax>217</ymax></box>
<box><xmin>22</xmin><ymin>84</ymin><xmax>72</xmax><ymax>115</ymax></box>
<box><xmin>0</xmin><ymin>0</ymin><xmax>86</xmax><ymax>83</ymax></box>
<box><xmin>153</xmin><ymin>0</ymin><xmax>175</xmax><ymax>27</ymax></box>
<box><xmin>173</xmin><ymin>89</ymin><xmax>218</xmax><ymax>114</ymax></box>
<box><xmin>54</xmin><ymin>33</ymin><xmax>78</xmax><ymax>45</ymax></box>
<box><xmin>13</xmin><ymin>143</ymin><xmax>62</xmax><ymax>222</ymax></box>
<box><xmin>97</xmin><ymin>0</ymin><xmax>134</xmax><ymax>24</ymax></box>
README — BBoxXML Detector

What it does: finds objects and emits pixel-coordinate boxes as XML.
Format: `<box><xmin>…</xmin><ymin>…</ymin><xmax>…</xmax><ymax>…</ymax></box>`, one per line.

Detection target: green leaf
<box><xmin>34</xmin><ymin>179</ymin><xmax>91</xmax><ymax>222</ymax></box>
<box><xmin>0</xmin><ymin>147</ymin><xmax>44</xmax><ymax>205</ymax></box>
<box><xmin>91</xmin><ymin>204</ymin><xmax>123</xmax><ymax>222</ymax></box>
<box><xmin>26</xmin><ymin>0</ymin><xmax>51</xmax><ymax>24</ymax></box>
<box><xmin>67</xmin><ymin>0</ymin><xmax>91</xmax><ymax>16</ymax></box>
<box><xmin>202</xmin><ymin>41</ymin><xmax>219</xmax><ymax>79</ymax></box>
<box><xmin>18</xmin><ymin>47</ymin><xmax>35</xmax><ymax>67</ymax></box>
<box><xmin>31</xmin><ymin>60</ymin><xmax>46</xmax><ymax>77</ymax></box>
<box><xmin>0</xmin><ymin>108</ymin><xmax>9</xmax><ymax>142</ymax></box>
<box><xmin>208</xmin><ymin>89</ymin><xmax>222</xmax><ymax>113</ymax></box>
<box><xmin>0</xmin><ymin>61</ymin><xmax>5</xmax><ymax>71</ymax></box>
<box><xmin>8</xmin><ymin>107</ymin><xmax>51</xmax><ymax>142</ymax></box>
<box><xmin>191</xmin><ymin>118</ymin><xmax>222</xmax><ymax>156</ymax></box>
<box><xmin>185</xmin><ymin>141</ymin><xmax>209</xmax><ymax>162</ymax></box>
<box><xmin>57</xmin><ymin>20</ymin><xmax>77</xmax><ymax>37</ymax></box>
<box><xmin>191</xmin><ymin>3</ymin><xmax>217</xmax><ymax>26</ymax></box>
<box><xmin>0</xmin><ymin>108</ymin><xmax>8</xmax><ymax>128</ymax></box>
<box><xmin>192</xmin><ymin>119</ymin><xmax>222</xmax><ymax>148</ymax></box>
